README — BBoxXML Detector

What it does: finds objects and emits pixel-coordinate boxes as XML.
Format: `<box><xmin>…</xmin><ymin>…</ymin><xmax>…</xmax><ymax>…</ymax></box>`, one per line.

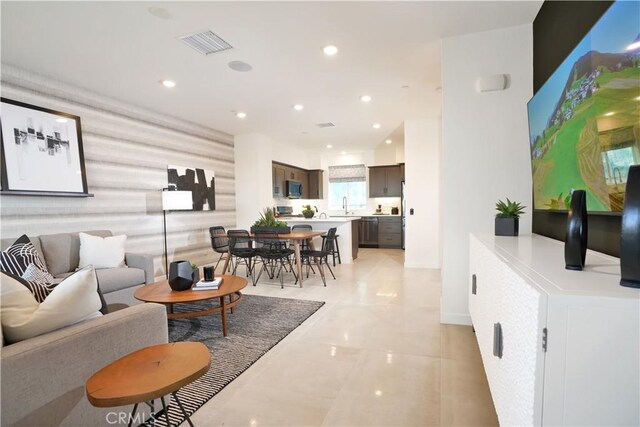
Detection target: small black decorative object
<box><xmin>203</xmin><ymin>266</ymin><xmax>215</xmax><ymax>282</ymax></box>
<box><xmin>620</xmin><ymin>165</ymin><xmax>640</xmax><ymax>289</ymax></box>
<box><xmin>564</xmin><ymin>190</ymin><xmax>588</xmax><ymax>271</ymax></box>
<box><xmin>495</xmin><ymin>217</ymin><xmax>519</xmax><ymax>236</ymax></box>
<box><xmin>168</xmin><ymin>261</ymin><xmax>196</xmax><ymax>291</ymax></box>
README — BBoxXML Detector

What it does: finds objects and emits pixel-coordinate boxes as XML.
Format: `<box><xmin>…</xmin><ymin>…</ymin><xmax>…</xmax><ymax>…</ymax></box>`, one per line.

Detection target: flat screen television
<box><xmin>527</xmin><ymin>0</ymin><xmax>640</xmax><ymax>213</ymax></box>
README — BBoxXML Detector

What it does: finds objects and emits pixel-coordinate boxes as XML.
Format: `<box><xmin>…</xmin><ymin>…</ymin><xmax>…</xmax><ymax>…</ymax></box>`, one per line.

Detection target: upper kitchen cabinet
<box><xmin>300</xmin><ymin>171</ymin><xmax>310</xmax><ymax>199</ymax></box>
<box><xmin>369</xmin><ymin>165</ymin><xmax>402</xmax><ymax>197</ymax></box>
<box><xmin>273</xmin><ymin>165</ymin><xmax>286</xmax><ymax>197</ymax></box>
<box><xmin>272</xmin><ymin>161</ymin><xmax>323</xmax><ymax>199</ymax></box>
<box><xmin>308</xmin><ymin>170</ymin><xmax>324</xmax><ymax>199</ymax></box>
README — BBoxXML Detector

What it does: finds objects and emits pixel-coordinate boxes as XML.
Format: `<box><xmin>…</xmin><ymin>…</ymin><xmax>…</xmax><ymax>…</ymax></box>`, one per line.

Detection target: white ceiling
<box><xmin>1</xmin><ymin>1</ymin><xmax>542</xmax><ymax>151</ymax></box>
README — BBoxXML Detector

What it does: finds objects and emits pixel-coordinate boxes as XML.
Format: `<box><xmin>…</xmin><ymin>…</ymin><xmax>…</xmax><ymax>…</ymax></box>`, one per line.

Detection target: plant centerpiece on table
<box><xmin>250</xmin><ymin>207</ymin><xmax>291</xmax><ymax>234</ymax></box>
<box><xmin>191</xmin><ymin>262</ymin><xmax>200</xmax><ymax>284</ymax></box>
<box><xmin>495</xmin><ymin>198</ymin><xmax>526</xmax><ymax>236</ymax></box>
<box><xmin>302</xmin><ymin>205</ymin><xmax>315</xmax><ymax>219</ymax></box>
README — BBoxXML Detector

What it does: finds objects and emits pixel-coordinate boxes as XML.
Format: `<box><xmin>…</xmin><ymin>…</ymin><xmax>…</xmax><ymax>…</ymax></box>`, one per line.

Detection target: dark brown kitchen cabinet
<box><xmin>273</xmin><ymin>166</ymin><xmax>286</xmax><ymax>197</ymax></box>
<box><xmin>378</xmin><ymin>216</ymin><xmax>402</xmax><ymax>248</ymax></box>
<box><xmin>400</xmin><ymin>163</ymin><xmax>405</xmax><ymax>181</ymax></box>
<box><xmin>308</xmin><ymin>170</ymin><xmax>324</xmax><ymax>199</ymax></box>
<box><xmin>300</xmin><ymin>171</ymin><xmax>309</xmax><ymax>199</ymax></box>
<box><xmin>272</xmin><ymin>161</ymin><xmax>323</xmax><ymax>199</ymax></box>
<box><xmin>369</xmin><ymin>165</ymin><xmax>402</xmax><ymax>197</ymax></box>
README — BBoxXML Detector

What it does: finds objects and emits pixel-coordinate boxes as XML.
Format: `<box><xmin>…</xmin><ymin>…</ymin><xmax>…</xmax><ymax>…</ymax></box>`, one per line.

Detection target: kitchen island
<box><xmin>280</xmin><ymin>217</ymin><xmax>360</xmax><ymax>263</ymax></box>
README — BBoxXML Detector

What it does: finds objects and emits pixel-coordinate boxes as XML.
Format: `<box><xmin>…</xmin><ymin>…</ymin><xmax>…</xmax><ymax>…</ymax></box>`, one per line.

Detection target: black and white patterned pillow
<box><xmin>2</xmin><ymin>268</ymin><xmax>55</xmax><ymax>303</ymax></box>
<box><xmin>0</xmin><ymin>235</ymin><xmax>55</xmax><ymax>302</ymax></box>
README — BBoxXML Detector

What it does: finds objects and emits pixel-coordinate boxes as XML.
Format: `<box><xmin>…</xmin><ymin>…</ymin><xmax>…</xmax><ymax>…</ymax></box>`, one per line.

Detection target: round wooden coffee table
<box><xmin>86</xmin><ymin>342</ymin><xmax>210</xmax><ymax>427</ymax></box>
<box><xmin>134</xmin><ymin>275</ymin><xmax>247</xmax><ymax>337</ymax></box>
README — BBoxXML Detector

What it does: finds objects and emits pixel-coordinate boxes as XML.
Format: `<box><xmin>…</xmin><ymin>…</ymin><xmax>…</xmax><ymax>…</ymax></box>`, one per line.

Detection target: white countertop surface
<box><xmin>473</xmin><ymin>233</ymin><xmax>638</xmax><ymax>299</ymax></box>
<box><xmin>281</xmin><ymin>217</ymin><xmax>361</xmax><ymax>223</ymax></box>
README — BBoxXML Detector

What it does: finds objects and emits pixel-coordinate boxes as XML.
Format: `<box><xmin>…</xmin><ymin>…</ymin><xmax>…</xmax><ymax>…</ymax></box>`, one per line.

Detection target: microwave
<box><xmin>285</xmin><ymin>180</ymin><xmax>303</xmax><ymax>199</ymax></box>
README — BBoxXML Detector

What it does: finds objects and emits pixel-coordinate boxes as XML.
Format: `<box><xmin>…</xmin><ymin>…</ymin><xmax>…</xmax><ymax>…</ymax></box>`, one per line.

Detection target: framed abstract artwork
<box><xmin>167</xmin><ymin>165</ymin><xmax>216</xmax><ymax>211</ymax></box>
<box><xmin>0</xmin><ymin>98</ymin><xmax>91</xmax><ymax>196</ymax></box>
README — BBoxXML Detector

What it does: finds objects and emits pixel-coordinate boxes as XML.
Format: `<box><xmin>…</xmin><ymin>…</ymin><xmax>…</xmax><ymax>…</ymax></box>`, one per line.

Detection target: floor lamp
<box><xmin>162</xmin><ymin>190</ymin><xmax>193</xmax><ymax>278</ymax></box>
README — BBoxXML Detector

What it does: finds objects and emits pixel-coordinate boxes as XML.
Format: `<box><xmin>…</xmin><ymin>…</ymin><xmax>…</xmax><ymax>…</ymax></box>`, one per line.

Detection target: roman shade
<box><xmin>328</xmin><ymin>164</ymin><xmax>366</xmax><ymax>183</ymax></box>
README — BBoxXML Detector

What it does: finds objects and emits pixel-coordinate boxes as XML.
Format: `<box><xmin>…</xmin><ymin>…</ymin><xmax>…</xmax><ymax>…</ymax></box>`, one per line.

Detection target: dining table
<box><xmin>220</xmin><ymin>230</ymin><xmax>325</xmax><ymax>287</ymax></box>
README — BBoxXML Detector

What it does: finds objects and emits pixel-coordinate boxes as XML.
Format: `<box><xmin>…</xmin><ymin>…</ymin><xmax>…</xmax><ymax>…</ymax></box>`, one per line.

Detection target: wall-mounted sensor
<box><xmin>476</xmin><ymin>74</ymin><xmax>509</xmax><ymax>92</ymax></box>
<box><xmin>410</xmin><ymin>208</ymin><xmax>414</xmax><ymax>215</ymax></box>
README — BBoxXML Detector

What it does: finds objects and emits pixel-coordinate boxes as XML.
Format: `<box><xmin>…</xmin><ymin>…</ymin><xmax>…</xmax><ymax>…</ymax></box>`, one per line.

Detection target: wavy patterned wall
<box><xmin>0</xmin><ymin>65</ymin><xmax>236</xmax><ymax>279</ymax></box>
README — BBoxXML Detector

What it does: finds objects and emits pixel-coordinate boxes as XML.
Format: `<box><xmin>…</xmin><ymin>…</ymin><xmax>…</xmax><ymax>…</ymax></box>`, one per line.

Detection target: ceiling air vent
<box><xmin>316</xmin><ymin>122</ymin><xmax>335</xmax><ymax>128</ymax></box>
<box><xmin>178</xmin><ymin>30</ymin><xmax>233</xmax><ymax>55</ymax></box>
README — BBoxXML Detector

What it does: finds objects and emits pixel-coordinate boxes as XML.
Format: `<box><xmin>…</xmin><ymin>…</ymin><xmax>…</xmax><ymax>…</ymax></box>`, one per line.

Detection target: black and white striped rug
<box><xmin>141</xmin><ymin>294</ymin><xmax>325</xmax><ymax>427</ymax></box>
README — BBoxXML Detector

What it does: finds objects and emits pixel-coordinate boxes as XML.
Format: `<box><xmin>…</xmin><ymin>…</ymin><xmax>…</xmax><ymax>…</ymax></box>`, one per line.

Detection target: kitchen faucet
<box><xmin>342</xmin><ymin>196</ymin><xmax>348</xmax><ymax>215</ymax></box>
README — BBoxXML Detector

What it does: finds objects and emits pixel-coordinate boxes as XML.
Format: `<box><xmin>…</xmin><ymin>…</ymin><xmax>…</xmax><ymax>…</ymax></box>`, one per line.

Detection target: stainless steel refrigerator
<box><xmin>401</xmin><ymin>181</ymin><xmax>406</xmax><ymax>250</ymax></box>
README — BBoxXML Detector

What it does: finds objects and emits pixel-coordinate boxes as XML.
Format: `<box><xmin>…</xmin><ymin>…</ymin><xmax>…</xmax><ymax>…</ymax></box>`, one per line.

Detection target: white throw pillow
<box><xmin>0</xmin><ymin>266</ymin><xmax>102</xmax><ymax>343</ymax></box>
<box><xmin>78</xmin><ymin>233</ymin><xmax>127</xmax><ymax>269</ymax></box>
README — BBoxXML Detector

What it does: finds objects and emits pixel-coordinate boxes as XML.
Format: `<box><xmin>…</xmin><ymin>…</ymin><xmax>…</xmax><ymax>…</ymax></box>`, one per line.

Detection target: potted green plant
<box><xmin>191</xmin><ymin>262</ymin><xmax>200</xmax><ymax>285</ymax></box>
<box><xmin>302</xmin><ymin>205</ymin><xmax>315</xmax><ymax>219</ymax></box>
<box><xmin>250</xmin><ymin>207</ymin><xmax>291</xmax><ymax>234</ymax></box>
<box><xmin>495</xmin><ymin>198</ymin><xmax>526</xmax><ymax>236</ymax></box>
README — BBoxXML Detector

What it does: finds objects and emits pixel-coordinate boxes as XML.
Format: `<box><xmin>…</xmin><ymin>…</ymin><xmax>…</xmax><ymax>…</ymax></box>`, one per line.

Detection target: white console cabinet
<box><xmin>469</xmin><ymin>233</ymin><xmax>639</xmax><ymax>426</ymax></box>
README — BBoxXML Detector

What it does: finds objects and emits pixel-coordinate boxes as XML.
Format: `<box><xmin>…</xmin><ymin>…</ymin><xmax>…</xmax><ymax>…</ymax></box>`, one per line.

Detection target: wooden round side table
<box><xmin>86</xmin><ymin>342</ymin><xmax>210</xmax><ymax>427</ymax></box>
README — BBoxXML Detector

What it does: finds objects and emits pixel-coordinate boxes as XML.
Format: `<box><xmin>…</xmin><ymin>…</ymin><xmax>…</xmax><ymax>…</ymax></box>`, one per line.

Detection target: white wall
<box><xmin>441</xmin><ymin>24</ymin><xmax>533</xmax><ymax>325</ymax></box>
<box><xmin>404</xmin><ymin>119</ymin><xmax>441</xmax><ymax>269</ymax></box>
<box><xmin>234</xmin><ymin>134</ymin><xmax>274</xmax><ymax>228</ymax></box>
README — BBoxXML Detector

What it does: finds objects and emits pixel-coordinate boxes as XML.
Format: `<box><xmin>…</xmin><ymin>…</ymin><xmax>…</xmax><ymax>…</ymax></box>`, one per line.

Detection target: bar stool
<box><xmin>321</xmin><ymin>233</ymin><xmax>341</xmax><ymax>266</ymax></box>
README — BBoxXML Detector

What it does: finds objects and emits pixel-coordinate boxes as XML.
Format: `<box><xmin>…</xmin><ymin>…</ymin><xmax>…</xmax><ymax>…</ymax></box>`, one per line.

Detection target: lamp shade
<box><xmin>162</xmin><ymin>191</ymin><xmax>192</xmax><ymax>211</ymax></box>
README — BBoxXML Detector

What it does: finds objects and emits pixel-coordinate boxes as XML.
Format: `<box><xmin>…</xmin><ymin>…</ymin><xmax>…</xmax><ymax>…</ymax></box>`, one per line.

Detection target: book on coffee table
<box><xmin>193</xmin><ymin>277</ymin><xmax>223</xmax><ymax>290</ymax></box>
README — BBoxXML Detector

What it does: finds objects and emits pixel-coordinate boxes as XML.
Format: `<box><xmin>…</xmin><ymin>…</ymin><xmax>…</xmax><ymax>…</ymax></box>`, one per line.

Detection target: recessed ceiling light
<box><xmin>360</xmin><ymin>95</ymin><xmax>372</xmax><ymax>103</ymax></box>
<box><xmin>626</xmin><ymin>41</ymin><xmax>640</xmax><ymax>51</ymax></box>
<box><xmin>56</xmin><ymin>118</ymin><xmax>68</xmax><ymax>123</ymax></box>
<box><xmin>236</xmin><ymin>112</ymin><xmax>247</xmax><ymax>119</ymax></box>
<box><xmin>161</xmin><ymin>80</ymin><xmax>176</xmax><ymax>88</ymax></box>
<box><xmin>293</xmin><ymin>104</ymin><xmax>304</xmax><ymax>111</ymax></box>
<box><xmin>604</xmin><ymin>112</ymin><xmax>615</xmax><ymax>117</ymax></box>
<box><xmin>148</xmin><ymin>6</ymin><xmax>172</xmax><ymax>19</ymax></box>
<box><xmin>373</xmin><ymin>123</ymin><xmax>381</xmax><ymax>129</ymax></box>
<box><xmin>228</xmin><ymin>61</ymin><xmax>253</xmax><ymax>72</ymax></box>
<box><xmin>326</xmin><ymin>144</ymin><xmax>333</xmax><ymax>149</ymax></box>
<box><xmin>323</xmin><ymin>45</ymin><xmax>338</xmax><ymax>56</ymax></box>
<box><xmin>385</xmin><ymin>139</ymin><xmax>392</xmax><ymax>144</ymax></box>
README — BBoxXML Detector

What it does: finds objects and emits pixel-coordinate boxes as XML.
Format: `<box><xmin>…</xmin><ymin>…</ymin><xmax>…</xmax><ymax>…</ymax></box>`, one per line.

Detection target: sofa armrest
<box><xmin>125</xmin><ymin>252</ymin><xmax>154</xmax><ymax>283</ymax></box>
<box><xmin>1</xmin><ymin>303</ymin><xmax>168</xmax><ymax>426</ymax></box>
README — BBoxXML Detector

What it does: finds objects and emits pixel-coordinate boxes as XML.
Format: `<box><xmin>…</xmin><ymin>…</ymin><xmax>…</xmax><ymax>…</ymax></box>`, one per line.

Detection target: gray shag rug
<box><xmin>142</xmin><ymin>294</ymin><xmax>325</xmax><ymax>427</ymax></box>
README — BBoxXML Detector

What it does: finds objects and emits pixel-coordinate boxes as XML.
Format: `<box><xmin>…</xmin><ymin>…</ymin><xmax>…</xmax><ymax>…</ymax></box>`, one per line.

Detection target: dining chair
<box><xmin>300</xmin><ymin>227</ymin><xmax>337</xmax><ymax>286</ymax></box>
<box><xmin>209</xmin><ymin>226</ymin><xmax>232</xmax><ymax>273</ymax></box>
<box><xmin>291</xmin><ymin>224</ymin><xmax>315</xmax><ymax>274</ymax></box>
<box><xmin>254</xmin><ymin>231</ymin><xmax>297</xmax><ymax>288</ymax></box>
<box><xmin>227</xmin><ymin>229</ymin><xmax>257</xmax><ymax>284</ymax></box>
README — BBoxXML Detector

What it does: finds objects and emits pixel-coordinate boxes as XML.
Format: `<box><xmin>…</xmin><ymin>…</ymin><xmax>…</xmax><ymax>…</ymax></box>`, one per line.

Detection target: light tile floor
<box><xmin>188</xmin><ymin>248</ymin><xmax>498</xmax><ymax>426</ymax></box>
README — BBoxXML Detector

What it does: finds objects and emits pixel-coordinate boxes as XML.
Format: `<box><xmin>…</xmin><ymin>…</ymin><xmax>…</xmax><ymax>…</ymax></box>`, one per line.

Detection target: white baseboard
<box><xmin>440</xmin><ymin>312</ymin><xmax>472</xmax><ymax>326</ymax></box>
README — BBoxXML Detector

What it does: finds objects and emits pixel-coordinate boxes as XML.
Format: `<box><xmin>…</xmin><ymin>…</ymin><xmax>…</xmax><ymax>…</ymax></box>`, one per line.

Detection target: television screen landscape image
<box><xmin>528</xmin><ymin>0</ymin><xmax>640</xmax><ymax>212</ymax></box>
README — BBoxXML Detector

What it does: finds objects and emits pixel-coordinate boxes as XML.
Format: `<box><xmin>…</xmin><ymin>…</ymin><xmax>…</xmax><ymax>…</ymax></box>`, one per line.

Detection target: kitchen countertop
<box><xmin>280</xmin><ymin>217</ymin><xmax>361</xmax><ymax>223</ymax></box>
<box><xmin>280</xmin><ymin>214</ymin><xmax>401</xmax><ymax>222</ymax></box>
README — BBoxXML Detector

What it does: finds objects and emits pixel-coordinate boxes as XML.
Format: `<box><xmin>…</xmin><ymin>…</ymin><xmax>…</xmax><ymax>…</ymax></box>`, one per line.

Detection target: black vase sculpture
<box><xmin>620</xmin><ymin>165</ymin><xmax>640</xmax><ymax>289</ymax></box>
<box><xmin>565</xmin><ymin>190</ymin><xmax>588</xmax><ymax>271</ymax></box>
<box><xmin>169</xmin><ymin>260</ymin><xmax>196</xmax><ymax>291</ymax></box>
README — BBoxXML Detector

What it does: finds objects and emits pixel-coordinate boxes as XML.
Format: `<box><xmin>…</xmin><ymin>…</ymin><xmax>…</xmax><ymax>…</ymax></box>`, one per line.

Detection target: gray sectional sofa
<box><xmin>0</xmin><ymin>230</ymin><xmax>155</xmax><ymax>307</ymax></box>
<box><xmin>1</xmin><ymin>230</ymin><xmax>167</xmax><ymax>426</ymax></box>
